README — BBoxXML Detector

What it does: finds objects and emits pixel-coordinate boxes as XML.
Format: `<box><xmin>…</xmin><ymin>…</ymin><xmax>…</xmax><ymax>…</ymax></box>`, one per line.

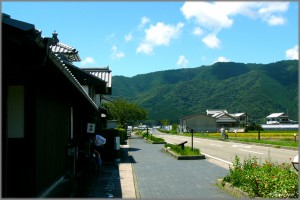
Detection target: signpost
<box><xmin>191</xmin><ymin>129</ymin><xmax>194</xmax><ymax>150</ymax></box>
<box><xmin>87</xmin><ymin>123</ymin><xmax>96</xmax><ymax>133</ymax></box>
<box><xmin>87</xmin><ymin>123</ymin><xmax>95</xmax><ymax>160</ymax></box>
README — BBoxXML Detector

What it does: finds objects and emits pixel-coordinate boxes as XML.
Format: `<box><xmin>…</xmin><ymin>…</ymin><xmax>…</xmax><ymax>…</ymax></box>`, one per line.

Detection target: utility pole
<box><xmin>246</xmin><ymin>110</ymin><xmax>248</xmax><ymax>127</ymax></box>
<box><xmin>191</xmin><ymin>129</ymin><xmax>194</xmax><ymax>150</ymax></box>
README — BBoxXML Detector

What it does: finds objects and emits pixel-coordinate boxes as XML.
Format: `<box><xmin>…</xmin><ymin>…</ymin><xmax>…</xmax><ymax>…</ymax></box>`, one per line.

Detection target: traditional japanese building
<box><xmin>2</xmin><ymin>14</ymin><xmax>111</xmax><ymax>197</ymax></box>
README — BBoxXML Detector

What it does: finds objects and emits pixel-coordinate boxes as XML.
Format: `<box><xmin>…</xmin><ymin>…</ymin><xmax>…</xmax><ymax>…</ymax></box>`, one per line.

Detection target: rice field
<box><xmin>182</xmin><ymin>131</ymin><xmax>299</xmax><ymax>148</ymax></box>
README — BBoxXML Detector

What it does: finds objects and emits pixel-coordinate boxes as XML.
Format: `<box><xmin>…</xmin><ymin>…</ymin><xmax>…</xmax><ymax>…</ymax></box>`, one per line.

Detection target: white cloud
<box><xmin>145</xmin><ymin>22</ymin><xmax>184</xmax><ymax>46</ymax></box>
<box><xmin>258</xmin><ymin>2</ymin><xmax>289</xmax><ymax>15</ymax></box>
<box><xmin>137</xmin><ymin>22</ymin><xmax>184</xmax><ymax>54</ymax></box>
<box><xmin>80</xmin><ymin>57</ymin><xmax>95</xmax><ymax>66</ymax></box>
<box><xmin>193</xmin><ymin>27</ymin><xmax>203</xmax><ymax>36</ymax></box>
<box><xmin>111</xmin><ymin>45</ymin><xmax>117</xmax><ymax>51</ymax></box>
<box><xmin>111</xmin><ymin>45</ymin><xmax>125</xmax><ymax>59</ymax></box>
<box><xmin>136</xmin><ymin>43</ymin><xmax>153</xmax><ymax>54</ymax></box>
<box><xmin>125</xmin><ymin>33</ymin><xmax>133</xmax><ymax>42</ymax></box>
<box><xmin>177</xmin><ymin>55</ymin><xmax>189</xmax><ymax>68</ymax></box>
<box><xmin>138</xmin><ymin>16</ymin><xmax>150</xmax><ymax>29</ymax></box>
<box><xmin>180</xmin><ymin>2</ymin><xmax>249</xmax><ymax>30</ymax></box>
<box><xmin>266</xmin><ymin>15</ymin><xmax>285</xmax><ymax>26</ymax></box>
<box><xmin>202</xmin><ymin>34</ymin><xmax>220</xmax><ymax>49</ymax></box>
<box><xmin>285</xmin><ymin>45</ymin><xmax>298</xmax><ymax>60</ymax></box>
<box><xmin>216</xmin><ymin>56</ymin><xmax>230</xmax><ymax>62</ymax></box>
<box><xmin>180</xmin><ymin>2</ymin><xmax>289</xmax><ymax>48</ymax></box>
<box><xmin>258</xmin><ymin>2</ymin><xmax>289</xmax><ymax>26</ymax></box>
<box><xmin>181</xmin><ymin>2</ymin><xmax>289</xmax><ymax>29</ymax></box>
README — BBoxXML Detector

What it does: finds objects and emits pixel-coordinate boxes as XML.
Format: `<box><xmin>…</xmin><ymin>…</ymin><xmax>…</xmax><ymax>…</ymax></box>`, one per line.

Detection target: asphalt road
<box><xmin>149</xmin><ymin>129</ymin><xmax>298</xmax><ymax>167</ymax></box>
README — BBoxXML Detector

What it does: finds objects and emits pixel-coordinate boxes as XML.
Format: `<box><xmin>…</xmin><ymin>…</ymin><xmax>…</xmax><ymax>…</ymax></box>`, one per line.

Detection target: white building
<box><xmin>266</xmin><ymin>113</ymin><xmax>290</xmax><ymax>124</ymax></box>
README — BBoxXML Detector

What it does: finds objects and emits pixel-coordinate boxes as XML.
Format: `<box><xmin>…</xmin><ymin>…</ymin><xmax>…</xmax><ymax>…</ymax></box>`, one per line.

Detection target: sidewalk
<box><xmin>71</xmin><ymin>163</ymin><xmax>121</xmax><ymax>198</ymax></box>
<box><xmin>46</xmin><ymin>135</ymin><xmax>235</xmax><ymax>198</ymax></box>
<box><xmin>128</xmin><ymin>135</ymin><xmax>235</xmax><ymax>199</ymax></box>
<box><xmin>70</xmin><ymin>144</ymin><xmax>136</xmax><ymax>198</ymax></box>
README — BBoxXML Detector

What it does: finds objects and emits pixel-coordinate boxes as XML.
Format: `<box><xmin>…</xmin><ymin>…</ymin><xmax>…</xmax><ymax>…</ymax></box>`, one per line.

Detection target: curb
<box><xmin>216</xmin><ymin>179</ymin><xmax>251</xmax><ymax>198</ymax></box>
<box><xmin>161</xmin><ymin>148</ymin><xmax>206</xmax><ymax>160</ymax></box>
<box><xmin>119</xmin><ymin>141</ymin><xmax>138</xmax><ymax>199</ymax></box>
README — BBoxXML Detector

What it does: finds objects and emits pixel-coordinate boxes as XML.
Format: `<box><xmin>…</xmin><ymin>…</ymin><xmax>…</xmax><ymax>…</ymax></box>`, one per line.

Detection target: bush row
<box><xmin>164</xmin><ymin>143</ymin><xmax>200</xmax><ymax>156</ymax></box>
<box><xmin>223</xmin><ymin>155</ymin><xmax>298</xmax><ymax>198</ymax></box>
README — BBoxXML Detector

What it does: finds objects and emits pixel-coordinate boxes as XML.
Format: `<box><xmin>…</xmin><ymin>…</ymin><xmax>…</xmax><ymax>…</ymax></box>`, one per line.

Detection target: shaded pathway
<box><xmin>71</xmin><ymin>163</ymin><xmax>122</xmax><ymax>198</ymax></box>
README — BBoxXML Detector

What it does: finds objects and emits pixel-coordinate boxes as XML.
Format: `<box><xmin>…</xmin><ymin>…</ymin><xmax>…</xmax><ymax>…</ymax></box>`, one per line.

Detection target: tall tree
<box><xmin>103</xmin><ymin>98</ymin><xmax>147</xmax><ymax>128</ymax></box>
<box><xmin>160</xmin><ymin>119</ymin><xmax>170</xmax><ymax>127</ymax></box>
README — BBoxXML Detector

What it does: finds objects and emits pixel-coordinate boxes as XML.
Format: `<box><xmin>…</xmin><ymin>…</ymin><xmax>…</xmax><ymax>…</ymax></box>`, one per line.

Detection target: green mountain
<box><xmin>111</xmin><ymin>60</ymin><xmax>298</xmax><ymax>124</ymax></box>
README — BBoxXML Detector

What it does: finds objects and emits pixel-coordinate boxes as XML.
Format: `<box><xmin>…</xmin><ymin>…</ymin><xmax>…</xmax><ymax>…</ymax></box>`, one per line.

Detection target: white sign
<box><xmin>87</xmin><ymin>123</ymin><xmax>96</xmax><ymax>133</ymax></box>
<box><xmin>115</xmin><ymin>136</ymin><xmax>120</xmax><ymax>150</ymax></box>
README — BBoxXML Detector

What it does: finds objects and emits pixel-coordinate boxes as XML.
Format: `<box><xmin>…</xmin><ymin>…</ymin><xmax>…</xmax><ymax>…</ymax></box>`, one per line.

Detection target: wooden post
<box><xmin>191</xmin><ymin>129</ymin><xmax>194</xmax><ymax>150</ymax></box>
<box><xmin>146</xmin><ymin>127</ymin><xmax>149</xmax><ymax>138</ymax></box>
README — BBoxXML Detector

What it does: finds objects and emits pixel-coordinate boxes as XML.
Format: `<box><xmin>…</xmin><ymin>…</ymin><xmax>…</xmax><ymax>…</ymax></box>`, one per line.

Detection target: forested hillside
<box><xmin>111</xmin><ymin>60</ymin><xmax>298</xmax><ymax>124</ymax></box>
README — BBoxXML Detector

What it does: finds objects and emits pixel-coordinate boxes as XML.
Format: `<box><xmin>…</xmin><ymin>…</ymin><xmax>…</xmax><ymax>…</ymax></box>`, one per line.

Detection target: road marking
<box><xmin>209</xmin><ymin>143</ymin><xmax>223</xmax><ymax>147</ymax></box>
<box><xmin>202</xmin><ymin>153</ymin><xmax>233</xmax><ymax>165</ymax></box>
<box><xmin>232</xmin><ymin>144</ymin><xmax>251</xmax><ymax>148</ymax></box>
<box><xmin>193</xmin><ymin>140</ymin><xmax>201</xmax><ymax>143</ymax></box>
<box><xmin>238</xmin><ymin>149</ymin><xmax>265</xmax><ymax>155</ymax></box>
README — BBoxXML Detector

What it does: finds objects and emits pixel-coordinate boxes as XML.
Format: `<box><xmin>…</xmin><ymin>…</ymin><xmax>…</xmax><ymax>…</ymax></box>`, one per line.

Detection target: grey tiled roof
<box><xmin>50</xmin><ymin>42</ymin><xmax>81</xmax><ymax>62</ymax></box>
<box><xmin>81</xmin><ymin>67</ymin><xmax>112</xmax><ymax>88</ymax></box>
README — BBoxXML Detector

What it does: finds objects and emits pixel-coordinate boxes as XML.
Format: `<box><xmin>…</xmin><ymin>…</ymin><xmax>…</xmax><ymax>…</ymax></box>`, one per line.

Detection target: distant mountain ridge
<box><xmin>111</xmin><ymin>60</ymin><xmax>298</xmax><ymax>124</ymax></box>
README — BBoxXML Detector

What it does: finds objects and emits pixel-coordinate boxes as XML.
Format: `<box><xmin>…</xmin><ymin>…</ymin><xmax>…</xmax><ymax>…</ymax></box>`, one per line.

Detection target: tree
<box><xmin>172</xmin><ymin>123</ymin><xmax>178</xmax><ymax>132</ymax></box>
<box><xmin>103</xmin><ymin>98</ymin><xmax>147</xmax><ymax>128</ymax></box>
<box><xmin>160</xmin><ymin>119</ymin><xmax>170</xmax><ymax>126</ymax></box>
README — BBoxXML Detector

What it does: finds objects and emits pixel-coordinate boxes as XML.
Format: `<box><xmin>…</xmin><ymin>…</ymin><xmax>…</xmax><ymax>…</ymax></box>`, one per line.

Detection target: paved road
<box><xmin>151</xmin><ymin>129</ymin><xmax>298</xmax><ymax>166</ymax></box>
<box><xmin>129</xmin><ymin>136</ymin><xmax>234</xmax><ymax>199</ymax></box>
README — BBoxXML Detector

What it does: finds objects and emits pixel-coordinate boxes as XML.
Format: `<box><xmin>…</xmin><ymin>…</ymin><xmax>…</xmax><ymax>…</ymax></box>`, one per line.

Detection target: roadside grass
<box><xmin>134</xmin><ymin>130</ymin><xmax>144</xmax><ymax>136</ymax></box>
<box><xmin>143</xmin><ymin>133</ymin><xmax>165</xmax><ymax>143</ymax></box>
<box><xmin>178</xmin><ymin>132</ymin><xmax>298</xmax><ymax>148</ymax></box>
<box><xmin>164</xmin><ymin>143</ymin><xmax>200</xmax><ymax>156</ymax></box>
<box><xmin>133</xmin><ymin>130</ymin><xmax>165</xmax><ymax>143</ymax></box>
<box><xmin>223</xmin><ymin>155</ymin><xmax>298</xmax><ymax>198</ymax></box>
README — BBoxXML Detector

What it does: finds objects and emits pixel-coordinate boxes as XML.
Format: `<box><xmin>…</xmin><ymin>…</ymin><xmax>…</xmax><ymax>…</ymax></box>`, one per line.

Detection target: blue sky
<box><xmin>2</xmin><ymin>1</ymin><xmax>299</xmax><ymax>77</ymax></box>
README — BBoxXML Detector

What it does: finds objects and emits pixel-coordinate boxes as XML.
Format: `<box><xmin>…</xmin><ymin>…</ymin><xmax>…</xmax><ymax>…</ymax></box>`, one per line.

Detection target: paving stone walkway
<box><xmin>129</xmin><ymin>136</ymin><xmax>235</xmax><ymax>199</ymax></box>
<box><xmin>71</xmin><ymin>163</ymin><xmax>122</xmax><ymax>198</ymax></box>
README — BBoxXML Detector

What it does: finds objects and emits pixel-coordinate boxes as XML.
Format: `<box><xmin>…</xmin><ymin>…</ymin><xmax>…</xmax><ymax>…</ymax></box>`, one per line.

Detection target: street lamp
<box><xmin>291</xmin><ymin>155</ymin><xmax>299</xmax><ymax>171</ymax></box>
<box><xmin>293</xmin><ymin>133</ymin><xmax>297</xmax><ymax>142</ymax></box>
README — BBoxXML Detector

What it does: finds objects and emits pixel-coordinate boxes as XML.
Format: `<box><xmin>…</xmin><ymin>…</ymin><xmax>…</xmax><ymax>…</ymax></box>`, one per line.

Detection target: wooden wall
<box><xmin>35</xmin><ymin>88</ymin><xmax>70</xmax><ymax>194</ymax></box>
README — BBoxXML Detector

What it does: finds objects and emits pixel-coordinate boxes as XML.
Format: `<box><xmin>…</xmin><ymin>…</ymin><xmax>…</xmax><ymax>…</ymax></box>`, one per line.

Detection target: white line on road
<box><xmin>193</xmin><ymin>140</ymin><xmax>201</xmax><ymax>143</ymax></box>
<box><xmin>209</xmin><ymin>144</ymin><xmax>223</xmax><ymax>147</ymax></box>
<box><xmin>238</xmin><ymin>149</ymin><xmax>265</xmax><ymax>155</ymax></box>
<box><xmin>202</xmin><ymin>153</ymin><xmax>233</xmax><ymax>165</ymax></box>
<box><xmin>232</xmin><ymin>144</ymin><xmax>251</xmax><ymax>148</ymax></box>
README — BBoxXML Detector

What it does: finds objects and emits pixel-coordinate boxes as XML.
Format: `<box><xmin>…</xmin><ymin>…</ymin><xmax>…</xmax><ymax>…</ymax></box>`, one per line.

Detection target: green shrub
<box><xmin>164</xmin><ymin>143</ymin><xmax>200</xmax><ymax>156</ymax></box>
<box><xmin>158</xmin><ymin>128</ymin><xmax>177</xmax><ymax>134</ymax></box>
<box><xmin>116</xmin><ymin>128</ymin><xmax>126</xmax><ymax>144</ymax></box>
<box><xmin>223</xmin><ymin>155</ymin><xmax>298</xmax><ymax>198</ymax></box>
<box><xmin>134</xmin><ymin>130</ymin><xmax>144</xmax><ymax>136</ymax></box>
<box><xmin>144</xmin><ymin>134</ymin><xmax>165</xmax><ymax>143</ymax></box>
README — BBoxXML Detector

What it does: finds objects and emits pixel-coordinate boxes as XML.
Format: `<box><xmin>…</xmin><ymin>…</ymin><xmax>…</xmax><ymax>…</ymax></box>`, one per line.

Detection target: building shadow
<box><xmin>120</xmin><ymin>146</ymin><xmax>137</xmax><ymax>164</ymax></box>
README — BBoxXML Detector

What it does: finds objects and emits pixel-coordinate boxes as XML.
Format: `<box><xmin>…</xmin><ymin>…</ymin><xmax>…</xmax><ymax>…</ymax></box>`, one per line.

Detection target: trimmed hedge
<box><xmin>164</xmin><ymin>143</ymin><xmax>200</xmax><ymax>156</ymax></box>
<box><xmin>97</xmin><ymin>128</ymin><xmax>127</xmax><ymax>162</ymax></box>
